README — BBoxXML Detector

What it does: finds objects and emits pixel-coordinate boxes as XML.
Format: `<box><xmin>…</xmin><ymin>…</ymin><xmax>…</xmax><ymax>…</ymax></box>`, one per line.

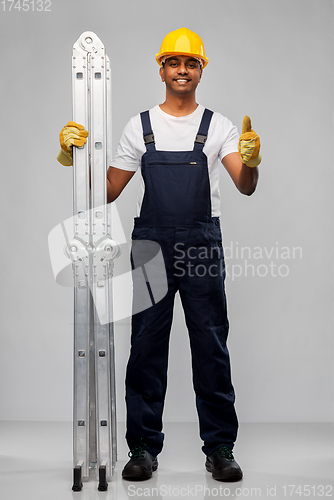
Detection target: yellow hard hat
<box><xmin>156</xmin><ymin>28</ymin><xmax>209</xmax><ymax>68</ymax></box>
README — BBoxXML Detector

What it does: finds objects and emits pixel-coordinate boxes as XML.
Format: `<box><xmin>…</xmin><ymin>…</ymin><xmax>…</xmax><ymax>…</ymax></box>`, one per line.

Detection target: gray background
<box><xmin>0</xmin><ymin>0</ymin><xmax>332</xmax><ymax>429</ymax></box>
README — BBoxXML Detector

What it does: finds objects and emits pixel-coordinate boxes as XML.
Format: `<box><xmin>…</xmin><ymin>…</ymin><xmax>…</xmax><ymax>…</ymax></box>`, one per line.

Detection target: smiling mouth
<box><xmin>174</xmin><ymin>78</ymin><xmax>190</xmax><ymax>83</ymax></box>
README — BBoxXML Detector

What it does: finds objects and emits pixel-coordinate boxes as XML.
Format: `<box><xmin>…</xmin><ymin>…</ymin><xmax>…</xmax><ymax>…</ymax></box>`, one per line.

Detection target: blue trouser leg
<box><xmin>176</xmin><ymin>224</ymin><xmax>238</xmax><ymax>456</ymax></box>
<box><xmin>125</xmin><ymin>227</ymin><xmax>176</xmax><ymax>458</ymax></box>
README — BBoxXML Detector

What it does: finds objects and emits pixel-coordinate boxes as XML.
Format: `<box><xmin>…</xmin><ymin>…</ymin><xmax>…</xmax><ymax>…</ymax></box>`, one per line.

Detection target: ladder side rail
<box><xmin>106</xmin><ymin>55</ymin><xmax>118</xmax><ymax>470</ymax></box>
<box><xmin>72</xmin><ymin>44</ymin><xmax>92</xmax><ymax>481</ymax></box>
<box><xmin>90</xmin><ymin>44</ymin><xmax>113</xmax><ymax>482</ymax></box>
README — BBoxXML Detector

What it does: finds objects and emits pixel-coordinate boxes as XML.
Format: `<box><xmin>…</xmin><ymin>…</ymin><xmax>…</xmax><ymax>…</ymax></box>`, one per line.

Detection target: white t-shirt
<box><xmin>111</xmin><ymin>104</ymin><xmax>239</xmax><ymax>217</ymax></box>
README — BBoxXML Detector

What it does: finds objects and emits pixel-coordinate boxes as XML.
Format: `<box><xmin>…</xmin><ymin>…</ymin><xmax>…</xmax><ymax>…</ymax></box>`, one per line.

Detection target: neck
<box><xmin>159</xmin><ymin>92</ymin><xmax>198</xmax><ymax>117</ymax></box>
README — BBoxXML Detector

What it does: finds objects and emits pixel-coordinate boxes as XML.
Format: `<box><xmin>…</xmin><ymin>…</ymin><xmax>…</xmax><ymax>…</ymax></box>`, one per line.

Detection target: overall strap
<box><xmin>140</xmin><ymin>110</ymin><xmax>156</xmax><ymax>152</ymax></box>
<box><xmin>193</xmin><ymin>108</ymin><xmax>214</xmax><ymax>152</ymax></box>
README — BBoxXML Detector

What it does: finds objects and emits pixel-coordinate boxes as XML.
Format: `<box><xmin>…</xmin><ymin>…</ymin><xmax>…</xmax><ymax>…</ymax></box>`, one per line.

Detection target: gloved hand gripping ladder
<box><xmin>70</xmin><ymin>31</ymin><xmax>119</xmax><ymax>492</ymax></box>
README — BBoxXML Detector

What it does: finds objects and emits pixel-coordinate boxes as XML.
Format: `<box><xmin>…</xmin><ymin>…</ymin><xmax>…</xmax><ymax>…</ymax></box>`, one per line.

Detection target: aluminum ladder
<box><xmin>68</xmin><ymin>31</ymin><xmax>119</xmax><ymax>492</ymax></box>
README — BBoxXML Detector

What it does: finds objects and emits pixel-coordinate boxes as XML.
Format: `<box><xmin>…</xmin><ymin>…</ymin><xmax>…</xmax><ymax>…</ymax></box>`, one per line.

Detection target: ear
<box><xmin>159</xmin><ymin>66</ymin><xmax>165</xmax><ymax>82</ymax></box>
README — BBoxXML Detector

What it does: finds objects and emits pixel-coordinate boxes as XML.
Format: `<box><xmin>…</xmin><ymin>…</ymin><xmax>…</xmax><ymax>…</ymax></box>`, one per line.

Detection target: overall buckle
<box><xmin>143</xmin><ymin>133</ymin><xmax>155</xmax><ymax>145</ymax></box>
<box><xmin>195</xmin><ymin>134</ymin><xmax>207</xmax><ymax>144</ymax></box>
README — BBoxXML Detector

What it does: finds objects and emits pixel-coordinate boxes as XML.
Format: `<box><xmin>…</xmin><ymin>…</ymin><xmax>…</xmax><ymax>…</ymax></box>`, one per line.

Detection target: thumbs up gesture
<box><xmin>238</xmin><ymin>116</ymin><xmax>262</xmax><ymax>167</ymax></box>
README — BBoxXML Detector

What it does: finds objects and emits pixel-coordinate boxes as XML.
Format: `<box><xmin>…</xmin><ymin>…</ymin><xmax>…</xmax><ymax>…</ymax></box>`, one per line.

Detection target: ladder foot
<box><xmin>72</xmin><ymin>465</ymin><xmax>83</xmax><ymax>492</ymax></box>
<box><xmin>98</xmin><ymin>465</ymin><xmax>108</xmax><ymax>491</ymax></box>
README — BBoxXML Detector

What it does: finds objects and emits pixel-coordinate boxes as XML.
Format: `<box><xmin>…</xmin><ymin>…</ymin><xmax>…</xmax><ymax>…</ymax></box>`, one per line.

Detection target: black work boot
<box><xmin>205</xmin><ymin>445</ymin><xmax>243</xmax><ymax>482</ymax></box>
<box><xmin>122</xmin><ymin>442</ymin><xmax>158</xmax><ymax>481</ymax></box>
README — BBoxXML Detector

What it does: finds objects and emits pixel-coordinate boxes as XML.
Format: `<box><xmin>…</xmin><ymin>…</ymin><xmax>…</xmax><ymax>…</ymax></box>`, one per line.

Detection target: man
<box><xmin>58</xmin><ymin>27</ymin><xmax>261</xmax><ymax>483</ymax></box>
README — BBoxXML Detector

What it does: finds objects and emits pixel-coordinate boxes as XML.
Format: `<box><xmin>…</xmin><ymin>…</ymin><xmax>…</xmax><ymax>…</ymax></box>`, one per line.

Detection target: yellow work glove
<box><xmin>238</xmin><ymin>116</ymin><xmax>262</xmax><ymax>167</ymax></box>
<box><xmin>57</xmin><ymin>121</ymin><xmax>89</xmax><ymax>166</ymax></box>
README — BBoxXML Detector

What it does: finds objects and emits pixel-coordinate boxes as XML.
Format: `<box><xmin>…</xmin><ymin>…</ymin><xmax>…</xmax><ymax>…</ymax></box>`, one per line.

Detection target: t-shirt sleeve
<box><xmin>110</xmin><ymin>117</ymin><xmax>143</xmax><ymax>172</ymax></box>
<box><xmin>218</xmin><ymin>117</ymin><xmax>239</xmax><ymax>162</ymax></box>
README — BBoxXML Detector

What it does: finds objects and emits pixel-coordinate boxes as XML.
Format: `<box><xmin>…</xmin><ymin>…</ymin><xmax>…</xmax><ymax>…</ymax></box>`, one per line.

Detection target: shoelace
<box><xmin>128</xmin><ymin>443</ymin><xmax>147</xmax><ymax>459</ymax></box>
<box><xmin>216</xmin><ymin>445</ymin><xmax>234</xmax><ymax>460</ymax></box>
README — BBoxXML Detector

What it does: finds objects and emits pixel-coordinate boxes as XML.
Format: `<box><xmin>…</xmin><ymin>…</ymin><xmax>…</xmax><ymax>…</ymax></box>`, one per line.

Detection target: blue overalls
<box><xmin>125</xmin><ymin>108</ymin><xmax>239</xmax><ymax>458</ymax></box>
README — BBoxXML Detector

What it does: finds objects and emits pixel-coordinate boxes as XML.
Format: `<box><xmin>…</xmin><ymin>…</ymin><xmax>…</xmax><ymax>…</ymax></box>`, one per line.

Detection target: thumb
<box><xmin>242</xmin><ymin>115</ymin><xmax>252</xmax><ymax>134</ymax></box>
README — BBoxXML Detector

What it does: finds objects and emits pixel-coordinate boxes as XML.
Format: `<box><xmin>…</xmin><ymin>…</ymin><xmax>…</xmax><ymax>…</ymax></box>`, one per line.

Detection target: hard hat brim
<box><xmin>156</xmin><ymin>51</ymin><xmax>209</xmax><ymax>68</ymax></box>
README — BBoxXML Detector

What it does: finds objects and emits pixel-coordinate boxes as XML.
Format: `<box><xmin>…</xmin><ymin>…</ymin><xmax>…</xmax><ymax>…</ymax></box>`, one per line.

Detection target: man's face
<box><xmin>159</xmin><ymin>55</ymin><xmax>203</xmax><ymax>95</ymax></box>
